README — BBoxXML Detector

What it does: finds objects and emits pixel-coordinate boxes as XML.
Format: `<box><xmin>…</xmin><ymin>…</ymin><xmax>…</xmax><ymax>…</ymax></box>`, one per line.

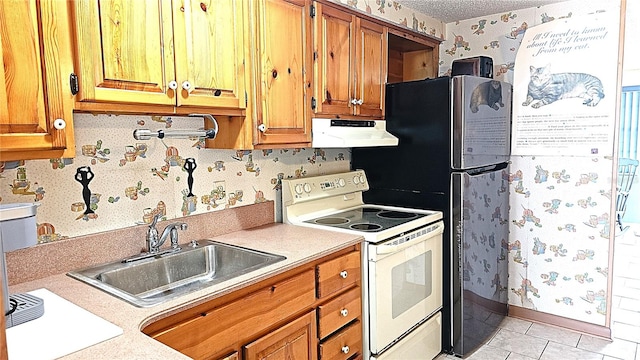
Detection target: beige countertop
<box><xmin>8</xmin><ymin>223</ymin><xmax>362</xmax><ymax>359</ymax></box>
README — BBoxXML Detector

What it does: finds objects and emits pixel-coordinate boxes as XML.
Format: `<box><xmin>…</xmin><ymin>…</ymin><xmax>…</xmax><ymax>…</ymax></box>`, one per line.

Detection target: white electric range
<box><xmin>282</xmin><ymin>170</ymin><xmax>444</xmax><ymax>360</ymax></box>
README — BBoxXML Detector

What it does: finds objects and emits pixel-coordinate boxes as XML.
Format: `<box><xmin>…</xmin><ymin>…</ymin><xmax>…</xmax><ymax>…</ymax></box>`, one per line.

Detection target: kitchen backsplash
<box><xmin>0</xmin><ymin>113</ymin><xmax>350</xmax><ymax>241</ymax></box>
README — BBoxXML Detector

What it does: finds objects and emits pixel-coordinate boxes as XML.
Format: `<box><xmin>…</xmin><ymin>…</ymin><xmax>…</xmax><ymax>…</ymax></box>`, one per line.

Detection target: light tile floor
<box><xmin>435</xmin><ymin>222</ymin><xmax>640</xmax><ymax>360</ymax></box>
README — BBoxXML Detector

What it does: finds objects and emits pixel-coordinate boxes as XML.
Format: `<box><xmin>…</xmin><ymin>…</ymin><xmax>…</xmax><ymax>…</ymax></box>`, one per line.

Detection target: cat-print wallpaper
<box><xmin>328</xmin><ymin>0</ymin><xmax>444</xmax><ymax>40</ymax></box>
<box><xmin>438</xmin><ymin>0</ymin><xmax>621</xmax><ymax>327</ymax></box>
<box><xmin>0</xmin><ymin>114</ymin><xmax>350</xmax><ymax>241</ymax></box>
<box><xmin>508</xmin><ymin>155</ymin><xmax>614</xmax><ymax>324</ymax></box>
<box><xmin>438</xmin><ymin>0</ymin><xmax>619</xmax><ymax>82</ymax></box>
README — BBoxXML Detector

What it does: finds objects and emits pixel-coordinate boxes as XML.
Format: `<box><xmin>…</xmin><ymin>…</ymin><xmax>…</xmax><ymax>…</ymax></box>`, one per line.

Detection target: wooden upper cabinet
<box><xmin>172</xmin><ymin>0</ymin><xmax>245</xmax><ymax>109</ymax></box>
<box><xmin>249</xmin><ymin>0</ymin><xmax>313</xmax><ymax>147</ymax></box>
<box><xmin>314</xmin><ymin>5</ymin><xmax>354</xmax><ymax>116</ymax></box>
<box><xmin>314</xmin><ymin>3</ymin><xmax>387</xmax><ymax>118</ymax></box>
<box><xmin>73</xmin><ymin>0</ymin><xmax>245</xmax><ymax>111</ymax></box>
<box><xmin>354</xmin><ymin>19</ymin><xmax>386</xmax><ymax>117</ymax></box>
<box><xmin>73</xmin><ymin>0</ymin><xmax>175</xmax><ymax>106</ymax></box>
<box><xmin>0</xmin><ymin>0</ymin><xmax>75</xmax><ymax>161</ymax></box>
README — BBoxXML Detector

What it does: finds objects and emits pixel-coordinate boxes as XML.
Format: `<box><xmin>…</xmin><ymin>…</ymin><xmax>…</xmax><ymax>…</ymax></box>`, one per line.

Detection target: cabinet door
<box><xmin>244</xmin><ymin>310</ymin><xmax>318</xmax><ymax>360</ymax></box>
<box><xmin>73</xmin><ymin>0</ymin><xmax>175</xmax><ymax>106</ymax></box>
<box><xmin>314</xmin><ymin>4</ymin><xmax>354</xmax><ymax>116</ymax></box>
<box><xmin>354</xmin><ymin>19</ymin><xmax>386</xmax><ymax>118</ymax></box>
<box><xmin>251</xmin><ymin>0</ymin><xmax>313</xmax><ymax>146</ymax></box>
<box><xmin>0</xmin><ymin>0</ymin><xmax>75</xmax><ymax>161</ymax></box>
<box><xmin>172</xmin><ymin>0</ymin><xmax>246</xmax><ymax>109</ymax></box>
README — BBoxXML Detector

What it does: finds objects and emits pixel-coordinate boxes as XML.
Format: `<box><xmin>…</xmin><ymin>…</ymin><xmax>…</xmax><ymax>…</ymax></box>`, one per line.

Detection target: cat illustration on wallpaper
<box><xmin>522</xmin><ymin>64</ymin><xmax>604</xmax><ymax>108</ymax></box>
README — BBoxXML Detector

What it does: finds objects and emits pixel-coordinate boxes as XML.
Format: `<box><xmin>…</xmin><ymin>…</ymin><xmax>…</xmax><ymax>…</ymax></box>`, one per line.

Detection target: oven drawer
<box><xmin>316</xmin><ymin>251</ymin><xmax>360</xmax><ymax>299</ymax></box>
<box><xmin>319</xmin><ymin>320</ymin><xmax>362</xmax><ymax>360</ymax></box>
<box><xmin>317</xmin><ymin>287</ymin><xmax>361</xmax><ymax>339</ymax></box>
<box><xmin>372</xmin><ymin>312</ymin><xmax>441</xmax><ymax>360</ymax></box>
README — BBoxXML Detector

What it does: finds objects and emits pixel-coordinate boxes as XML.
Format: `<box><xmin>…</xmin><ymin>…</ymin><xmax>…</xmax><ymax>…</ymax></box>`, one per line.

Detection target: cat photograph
<box><xmin>470</xmin><ymin>80</ymin><xmax>504</xmax><ymax>113</ymax></box>
<box><xmin>522</xmin><ymin>64</ymin><xmax>605</xmax><ymax>108</ymax></box>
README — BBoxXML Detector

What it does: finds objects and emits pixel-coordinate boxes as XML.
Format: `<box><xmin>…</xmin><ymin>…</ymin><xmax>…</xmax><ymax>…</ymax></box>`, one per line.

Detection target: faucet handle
<box><xmin>169</xmin><ymin>223</ymin><xmax>188</xmax><ymax>250</ymax></box>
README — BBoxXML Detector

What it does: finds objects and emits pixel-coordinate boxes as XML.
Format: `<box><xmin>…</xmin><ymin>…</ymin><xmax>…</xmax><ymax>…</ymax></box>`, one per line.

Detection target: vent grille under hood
<box><xmin>311</xmin><ymin>118</ymin><xmax>399</xmax><ymax>148</ymax></box>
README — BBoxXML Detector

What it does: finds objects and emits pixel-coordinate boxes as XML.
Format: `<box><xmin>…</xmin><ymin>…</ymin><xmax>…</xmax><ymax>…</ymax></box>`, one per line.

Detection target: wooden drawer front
<box><xmin>317</xmin><ymin>287</ymin><xmax>361</xmax><ymax>339</ymax></box>
<box><xmin>319</xmin><ymin>320</ymin><xmax>362</xmax><ymax>360</ymax></box>
<box><xmin>218</xmin><ymin>352</ymin><xmax>238</xmax><ymax>360</ymax></box>
<box><xmin>316</xmin><ymin>251</ymin><xmax>360</xmax><ymax>299</ymax></box>
<box><xmin>153</xmin><ymin>270</ymin><xmax>315</xmax><ymax>360</ymax></box>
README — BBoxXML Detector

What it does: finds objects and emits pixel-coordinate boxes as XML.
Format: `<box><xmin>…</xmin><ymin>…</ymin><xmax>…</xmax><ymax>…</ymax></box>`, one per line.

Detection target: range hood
<box><xmin>311</xmin><ymin>118</ymin><xmax>399</xmax><ymax>148</ymax></box>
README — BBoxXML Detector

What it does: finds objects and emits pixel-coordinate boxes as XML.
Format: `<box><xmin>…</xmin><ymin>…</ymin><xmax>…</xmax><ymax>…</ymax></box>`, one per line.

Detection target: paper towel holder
<box><xmin>133</xmin><ymin>114</ymin><xmax>219</xmax><ymax>140</ymax></box>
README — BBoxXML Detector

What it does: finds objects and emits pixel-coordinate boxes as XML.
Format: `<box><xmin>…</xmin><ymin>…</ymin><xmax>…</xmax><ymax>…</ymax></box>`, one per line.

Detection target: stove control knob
<box><xmin>303</xmin><ymin>183</ymin><xmax>312</xmax><ymax>193</ymax></box>
<box><xmin>337</xmin><ymin>178</ymin><xmax>345</xmax><ymax>187</ymax></box>
<box><xmin>294</xmin><ymin>184</ymin><xmax>303</xmax><ymax>195</ymax></box>
<box><xmin>358</xmin><ymin>174</ymin><xmax>366</xmax><ymax>184</ymax></box>
<box><xmin>353</xmin><ymin>176</ymin><xmax>360</xmax><ymax>185</ymax></box>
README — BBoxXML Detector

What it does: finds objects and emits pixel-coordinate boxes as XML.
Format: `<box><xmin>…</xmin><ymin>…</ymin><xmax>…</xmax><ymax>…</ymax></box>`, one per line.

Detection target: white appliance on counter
<box><xmin>282</xmin><ymin>170</ymin><xmax>444</xmax><ymax>360</ymax></box>
<box><xmin>0</xmin><ymin>203</ymin><xmax>44</xmax><ymax>328</ymax></box>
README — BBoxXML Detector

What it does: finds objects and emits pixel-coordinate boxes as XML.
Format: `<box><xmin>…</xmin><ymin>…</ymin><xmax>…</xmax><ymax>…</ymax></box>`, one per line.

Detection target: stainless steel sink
<box><xmin>68</xmin><ymin>240</ymin><xmax>286</xmax><ymax>307</ymax></box>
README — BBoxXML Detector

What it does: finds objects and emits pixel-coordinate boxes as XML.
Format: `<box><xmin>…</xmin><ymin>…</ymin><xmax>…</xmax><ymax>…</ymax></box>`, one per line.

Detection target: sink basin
<box><xmin>68</xmin><ymin>240</ymin><xmax>286</xmax><ymax>307</ymax></box>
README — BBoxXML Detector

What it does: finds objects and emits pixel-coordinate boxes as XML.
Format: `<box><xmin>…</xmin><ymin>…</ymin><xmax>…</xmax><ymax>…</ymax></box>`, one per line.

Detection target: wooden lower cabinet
<box><xmin>244</xmin><ymin>310</ymin><xmax>318</xmax><ymax>360</ymax></box>
<box><xmin>143</xmin><ymin>244</ymin><xmax>362</xmax><ymax>360</ymax></box>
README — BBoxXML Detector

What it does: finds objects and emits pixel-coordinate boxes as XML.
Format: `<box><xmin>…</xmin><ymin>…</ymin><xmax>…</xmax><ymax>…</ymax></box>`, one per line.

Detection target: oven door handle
<box><xmin>374</xmin><ymin>221</ymin><xmax>444</xmax><ymax>256</ymax></box>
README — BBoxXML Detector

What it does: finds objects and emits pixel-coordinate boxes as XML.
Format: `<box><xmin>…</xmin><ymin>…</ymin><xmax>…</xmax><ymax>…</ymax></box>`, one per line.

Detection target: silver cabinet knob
<box><xmin>53</xmin><ymin>118</ymin><xmax>66</xmax><ymax>130</ymax></box>
<box><xmin>182</xmin><ymin>81</ymin><xmax>192</xmax><ymax>92</ymax></box>
<box><xmin>258</xmin><ymin>124</ymin><xmax>267</xmax><ymax>132</ymax></box>
<box><xmin>168</xmin><ymin>80</ymin><xmax>178</xmax><ymax>90</ymax></box>
<box><xmin>339</xmin><ymin>270</ymin><xmax>348</xmax><ymax>279</ymax></box>
<box><xmin>350</xmin><ymin>98</ymin><xmax>358</xmax><ymax>105</ymax></box>
<box><xmin>356</xmin><ymin>98</ymin><xmax>364</xmax><ymax>105</ymax></box>
<box><xmin>340</xmin><ymin>308</ymin><xmax>348</xmax><ymax>317</ymax></box>
<box><xmin>341</xmin><ymin>346</ymin><xmax>350</xmax><ymax>354</ymax></box>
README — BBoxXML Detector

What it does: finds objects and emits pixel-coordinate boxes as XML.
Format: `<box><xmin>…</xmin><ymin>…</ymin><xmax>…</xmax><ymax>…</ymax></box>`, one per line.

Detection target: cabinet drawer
<box><xmin>319</xmin><ymin>320</ymin><xmax>362</xmax><ymax>360</ymax></box>
<box><xmin>152</xmin><ymin>270</ymin><xmax>315</xmax><ymax>359</ymax></box>
<box><xmin>317</xmin><ymin>287</ymin><xmax>361</xmax><ymax>339</ymax></box>
<box><xmin>316</xmin><ymin>251</ymin><xmax>360</xmax><ymax>299</ymax></box>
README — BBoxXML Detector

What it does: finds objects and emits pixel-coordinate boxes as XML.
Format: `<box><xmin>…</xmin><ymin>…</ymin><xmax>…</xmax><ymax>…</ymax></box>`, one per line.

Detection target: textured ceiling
<box><xmin>395</xmin><ymin>0</ymin><xmax>568</xmax><ymax>23</ymax></box>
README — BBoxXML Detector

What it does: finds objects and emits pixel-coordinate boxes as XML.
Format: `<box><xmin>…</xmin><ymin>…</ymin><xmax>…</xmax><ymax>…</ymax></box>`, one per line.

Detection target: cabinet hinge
<box><xmin>311</xmin><ymin>97</ymin><xmax>316</xmax><ymax>110</ymax></box>
<box><xmin>310</xmin><ymin>4</ymin><xmax>315</xmax><ymax>18</ymax></box>
<box><xmin>245</xmin><ymin>91</ymin><xmax>248</xmax><ymax>107</ymax></box>
<box><xmin>69</xmin><ymin>73</ymin><xmax>79</xmax><ymax>95</ymax></box>
<box><xmin>313</xmin><ymin>51</ymin><xmax>317</xmax><ymax>61</ymax></box>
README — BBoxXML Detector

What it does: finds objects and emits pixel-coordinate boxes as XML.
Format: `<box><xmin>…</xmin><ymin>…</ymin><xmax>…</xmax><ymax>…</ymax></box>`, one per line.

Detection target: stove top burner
<box><xmin>377</xmin><ymin>210</ymin><xmax>418</xmax><ymax>219</ymax></box>
<box><xmin>315</xmin><ymin>217</ymin><xmax>349</xmax><ymax>225</ymax></box>
<box><xmin>304</xmin><ymin>206</ymin><xmax>429</xmax><ymax>233</ymax></box>
<box><xmin>350</xmin><ymin>223</ymin><xmax>382</xmax><ymax>231</ymax></box>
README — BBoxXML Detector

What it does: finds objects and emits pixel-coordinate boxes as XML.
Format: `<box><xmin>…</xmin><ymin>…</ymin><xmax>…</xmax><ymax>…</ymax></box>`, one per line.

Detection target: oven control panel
<box><xmin>282</xmin><ymin>170</ymin><xmax>369</xmax><ymax>203</ymax></box>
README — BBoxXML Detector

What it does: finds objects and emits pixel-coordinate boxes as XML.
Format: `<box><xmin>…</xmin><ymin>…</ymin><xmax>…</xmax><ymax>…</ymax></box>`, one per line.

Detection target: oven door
<box><xmin>368</xmin><ymin>221</ymin><xmax>443</xmax><ymax>354</ymax></box>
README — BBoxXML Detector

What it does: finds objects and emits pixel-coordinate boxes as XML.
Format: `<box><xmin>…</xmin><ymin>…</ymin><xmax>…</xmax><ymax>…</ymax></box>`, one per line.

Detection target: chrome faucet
<box><xmin>146</xmin><ymin>213</ymin><xmax>188</xmax><ymax>254</ymax></box>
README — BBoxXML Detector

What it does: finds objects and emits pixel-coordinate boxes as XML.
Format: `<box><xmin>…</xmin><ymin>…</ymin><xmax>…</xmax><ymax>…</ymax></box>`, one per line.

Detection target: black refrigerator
<box><xmin>352</xmin><ymin>75</ymin><xmax>511</xmax><ymax>357</ymax></box>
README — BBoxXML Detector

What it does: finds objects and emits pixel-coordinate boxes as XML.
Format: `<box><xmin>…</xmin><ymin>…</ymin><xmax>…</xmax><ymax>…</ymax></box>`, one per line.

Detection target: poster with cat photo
<box><xmin>511</xmin><ymin>10</ymin><xmax>622</xmax><ymax>156</ymax></box>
